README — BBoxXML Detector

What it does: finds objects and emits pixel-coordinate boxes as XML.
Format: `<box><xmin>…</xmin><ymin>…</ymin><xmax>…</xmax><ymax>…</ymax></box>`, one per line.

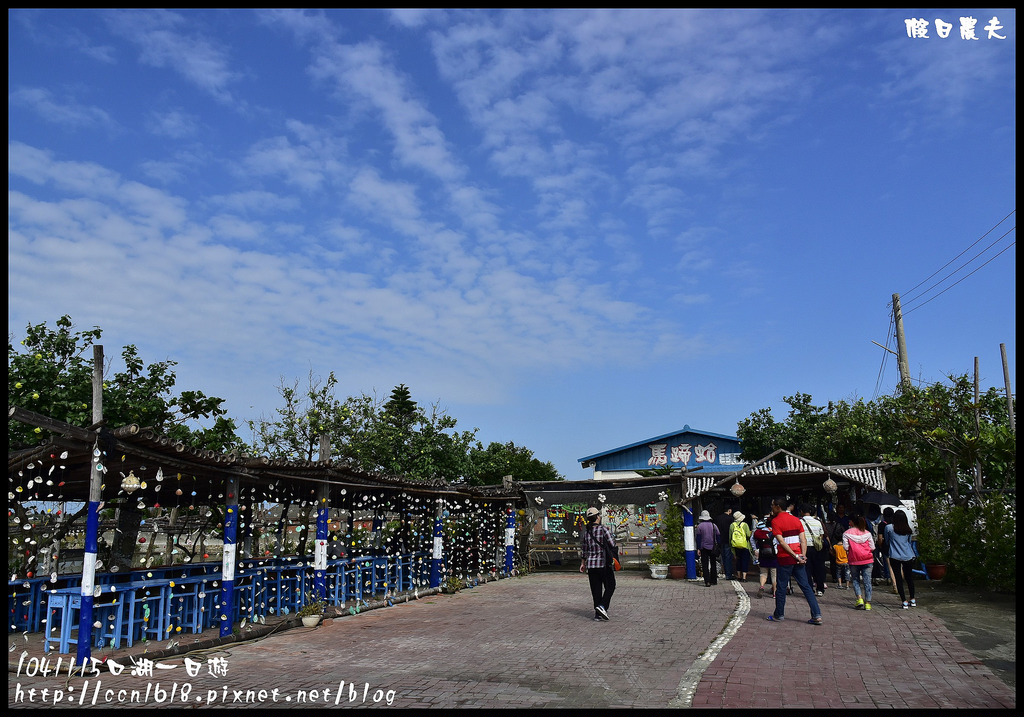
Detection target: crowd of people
<box><xmin>580</xmin><ymin>496</ymin><xmax>918</xmax><ymax>623</ymax></box>
<box><xmin>695</xmin><ymin>497</ymin><xmax>919</xmax><ymax>622</ymax></box>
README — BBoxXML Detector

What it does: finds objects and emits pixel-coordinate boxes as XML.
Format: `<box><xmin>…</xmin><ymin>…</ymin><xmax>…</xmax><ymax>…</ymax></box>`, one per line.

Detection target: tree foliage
<box><xmin>249</xmin><ymin>379</ymin><xmax>476</xmax><ymax>482</ymax></box>
<box><xmin>8</xmin><ymin>316</ymin><xmax>242</xmax><ymax>452</ymax></box>
<box><xmin>467</xmin><ymin>440</ymin><xmax>564</xmax><ymax>486</ymax></box>
<box><xmin>736</xmin><ymin>376</ymin><xmax>1015</xmax><ymax>502</ymax></box>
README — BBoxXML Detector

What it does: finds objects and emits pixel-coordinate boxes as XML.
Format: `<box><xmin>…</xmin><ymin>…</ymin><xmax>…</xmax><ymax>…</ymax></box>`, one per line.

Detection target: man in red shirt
<box><xmin>766</xmin><ymin>496</ymin><xmax>823</xmax><ymax>625</ymax></box>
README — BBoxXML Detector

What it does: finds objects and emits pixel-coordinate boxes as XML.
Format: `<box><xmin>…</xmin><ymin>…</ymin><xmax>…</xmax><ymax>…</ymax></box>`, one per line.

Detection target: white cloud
<box><xmin>105</xmin><ymin>9</ymin><xmax>240</xmax><ymax>103</ymax></box>
<box><xmin>146</xmin><ymin>109</ymin><xmax>200</xmax><ymax>138</ymax></box>
<box><xmin>9</xmin><ymin>87</ymin><xmax>116</xmax><ymax>129</ymax></box>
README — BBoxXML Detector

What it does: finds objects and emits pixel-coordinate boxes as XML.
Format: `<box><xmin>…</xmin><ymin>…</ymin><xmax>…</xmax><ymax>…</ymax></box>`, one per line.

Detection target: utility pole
<box><xmin>973</xmin><ymin>357</ymin><xmax>983</xmax><ymax>495</ymax></box>
<box><xmin>892</xmin><ymin>293</ymin><xmax>912</xmax><ymax>390</ymax></box>
<box><xmin>1001</xmin><ymin>343</ymin><xmax>1015</xmax><ymax>434</ymax></box>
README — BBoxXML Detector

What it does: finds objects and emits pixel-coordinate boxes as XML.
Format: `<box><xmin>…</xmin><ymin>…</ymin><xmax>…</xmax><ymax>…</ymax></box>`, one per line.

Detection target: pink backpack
<box><xmin>846</xmin><ymin>533</ymin><xmax>873</xmax><ymax>563</ymax></box>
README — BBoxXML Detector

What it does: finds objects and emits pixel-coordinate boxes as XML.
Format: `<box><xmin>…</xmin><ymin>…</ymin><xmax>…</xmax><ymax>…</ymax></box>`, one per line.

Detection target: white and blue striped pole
<box><xmin>219</xmin><ymin>476</ymin><xmax>238</xmax><ymax>637</ymax></box>
<box><xmin>314</xmin><ymin>495</ymin><xmax>328</xmax><ymax>602</ymax></box>
<box><xmin>504</xmin><ymin>506</ymin><xmax>515</xmax><ymax>575</ymax></box>
<box><xmin>76</xmin><ymin>345</ymin><xmax>104</xmax><ymax>666</ymax></box>
<box><xmin>684</xmin><ymin>504</ymin><xmax>697</xmax><ymax>579</ymax></box>
<box><xmin>313</xmin><ymin>437</ymin><xmax>329</xmax><ymax>603</ymax></box>
<box><xmin>429</xmin><ymin>500</ymin><xmax>444</xmax><ymax>588</ymax></box>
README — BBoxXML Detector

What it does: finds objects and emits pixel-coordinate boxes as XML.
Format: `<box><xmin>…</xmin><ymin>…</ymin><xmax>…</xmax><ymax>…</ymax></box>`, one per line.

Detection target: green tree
<box><xmin>247</xmin><ymin>370</ymin><xmax>351</xmax><ymax>461</ymax></box>
<box><xmin>877</xmin><ymin>375</ymin><xmax>1015</xmax><ymax>501</ymax></box>
<box><xmin>248</xmin><ymin>380</ymin><xmax>481</xmax><ymax>482</ymax></box>
<box><xmin>8</xmin><ymin>315</ymin><xmax>242</xmax><ymax>452</ymax></box>
<box><xmin>467</xmin><ymin>440</ymin><xmax>564</xmax><ymax>486</ymax></box>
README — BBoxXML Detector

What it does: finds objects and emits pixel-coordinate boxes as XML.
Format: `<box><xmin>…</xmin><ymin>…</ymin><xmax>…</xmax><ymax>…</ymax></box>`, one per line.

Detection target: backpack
<box><xmin>755</xmin><ymin>532</ymin><xmax>775</xmax><ymax>562</ymax></box>
<box><xmin>730</xmin><ymin>522</ymin><xmax>748</xmax><ymax>549</ymax></box>
<box><xmin>846</xmin><ymin>535</ymin><xmax>874</xmax><ymax>564</ymax></box>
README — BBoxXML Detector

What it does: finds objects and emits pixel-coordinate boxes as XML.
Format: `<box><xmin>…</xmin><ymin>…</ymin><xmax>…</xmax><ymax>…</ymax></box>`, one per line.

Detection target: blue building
<box><xmin>578</xmin><ymin>424</ymin><xmax>744</xmax><ymax>480</ymax></box>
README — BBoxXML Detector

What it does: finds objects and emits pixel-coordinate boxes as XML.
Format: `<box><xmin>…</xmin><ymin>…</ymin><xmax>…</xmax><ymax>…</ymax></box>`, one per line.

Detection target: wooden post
<box><xmin>1001</xmin><ymin>343</ymin><xmax>1015</xmax><ymax>434</ymax></box>
<box><xmin>892</xmin><ymin>293</ymin><xmax>912</xmax><ymax>390</ymax></box>
<box><xmin>77</xmin><ymin>345</ymin><xmax>103</xmax><ymax>665</ymax></box>
<box><xmin>974</xmin><ymin>357</ymin><xmax>983</xmax><ymax>494</ymax></box>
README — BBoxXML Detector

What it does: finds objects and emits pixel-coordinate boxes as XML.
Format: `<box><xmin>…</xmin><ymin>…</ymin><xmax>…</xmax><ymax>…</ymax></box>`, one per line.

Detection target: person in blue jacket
<box><xmin>884</xmin><ymin>509</ymin><xmax>918</xmax><ymax>609</ymax></box>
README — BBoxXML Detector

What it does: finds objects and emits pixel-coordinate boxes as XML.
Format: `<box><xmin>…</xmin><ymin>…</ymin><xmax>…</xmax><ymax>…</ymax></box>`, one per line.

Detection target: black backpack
<box><xmin>756</xmin><ymin>533</ymin><xmax>776</xmax><ymax>562</ymax></box>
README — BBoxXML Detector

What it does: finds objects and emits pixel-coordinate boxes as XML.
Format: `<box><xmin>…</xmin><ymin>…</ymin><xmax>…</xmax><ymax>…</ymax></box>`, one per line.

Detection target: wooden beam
<box><xmin>8</xmin><ymin>405</ymin><xmax>95</xmax><ymax>442</ymax></box>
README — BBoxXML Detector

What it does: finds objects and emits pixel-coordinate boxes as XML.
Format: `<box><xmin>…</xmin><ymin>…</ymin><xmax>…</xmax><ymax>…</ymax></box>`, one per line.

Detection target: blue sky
<box><xmin>8</xmin><ymin>9</ymin><xmax>1016</xmax><ymax>480</ymax></box>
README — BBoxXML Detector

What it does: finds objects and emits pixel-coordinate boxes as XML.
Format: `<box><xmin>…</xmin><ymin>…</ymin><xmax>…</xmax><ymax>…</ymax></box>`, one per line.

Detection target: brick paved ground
<box><xmin>8</xmin><ymin>571</ymin><xmax>1016</xmax><ymax>710</ymax></box>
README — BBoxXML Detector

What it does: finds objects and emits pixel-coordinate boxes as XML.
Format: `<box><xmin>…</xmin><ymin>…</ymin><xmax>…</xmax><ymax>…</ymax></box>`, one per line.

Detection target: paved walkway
<box><xmin>7</xmin><ymin>572</ymin><xmax>1015</xmax><ymax>709</ymax></box>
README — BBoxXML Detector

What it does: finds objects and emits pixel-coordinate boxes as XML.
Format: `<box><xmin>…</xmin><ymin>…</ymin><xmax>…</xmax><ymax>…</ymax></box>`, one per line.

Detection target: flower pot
<box><xmin>667</xmin><ymin>564</ymin><xmax>687</xmax><ymax>580</ymax></box>
<box><xmin>648</xmin><ymin>564</ymin><xmax>669</xmax><ymax>580</ymax></box>
<box><xmin>301</xmin><ymin>615</ymin><xmax>322</xmax><ymax>627</ymax></box>
<box><xmin>925</xmin><ymin>563</ymin><xmax>947</xmax><ymax>581</ymax></box>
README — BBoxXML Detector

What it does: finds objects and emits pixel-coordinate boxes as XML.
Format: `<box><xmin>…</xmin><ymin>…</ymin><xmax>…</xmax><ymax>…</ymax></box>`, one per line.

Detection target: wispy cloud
<box><xmin>9</xmin><ymin>87</ymin><xmax>116</xmax><ymax>129</ymax></box>
<box><xmin>105</xmin><ymin>9</ymin><xmax>240</xmax><ymax>103</ymax></box>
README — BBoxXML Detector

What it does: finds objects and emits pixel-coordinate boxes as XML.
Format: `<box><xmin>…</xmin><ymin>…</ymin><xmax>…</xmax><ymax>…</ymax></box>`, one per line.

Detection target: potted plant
<box><xmin>297</xmin><ymin>593</ymin><xmax>327</xmax><ymax>627</ymax></box>
<box><xmin>647</xmin><ymin>545</ymin><xmax>669</xmax><ymax>579</ymax></box>
<box><xmin>915</xmin><ymin>496</ymin><xmax>950</xmax><ymax>581</ymax></box>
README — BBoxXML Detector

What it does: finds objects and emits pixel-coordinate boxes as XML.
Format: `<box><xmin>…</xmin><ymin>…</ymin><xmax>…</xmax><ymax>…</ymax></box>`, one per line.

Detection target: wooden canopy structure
<box><xmin>8</xmin><ymin>405</ymin><xmax>522</xmax><ymax>581</ymax></box>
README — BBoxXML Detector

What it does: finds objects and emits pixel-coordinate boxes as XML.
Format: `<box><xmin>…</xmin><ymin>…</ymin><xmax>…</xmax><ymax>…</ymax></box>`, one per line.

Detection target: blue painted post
<box><xmin>76</xmin><ymin>345</ymin><xmax>104</xmax><ymax>666</ymax></box>
<box><xmin>504</xmin><ymin>506</ymin><xmax>515</xmax><ymax>575</ymax></box>
<box><xmin>684</xmin><ymin>504</ymin><xmax>697</xmax><ymax>580</ymax></box>
<box><xmin>314</xmin><ymin>494</ymin><xmax>328</xmax><ymax>602</ymax></box>
<box><xmin>76</xmin><ymin>494</ymin><xmax>101</xmax><ymax>665</ymax></box>
<box><xmin>219</xmin><ymin>477</ymin><xmax>238</xmax><ymax>637</ymax></box>
<box><xmin>314</xmin><ymin>434</ymin><xmax>330</xmax><ymax>603</ymax></box>
<box><xmin>429</xmin><ymin>501</ymin><xmax>444</xmax><ymax>588</ymax></box>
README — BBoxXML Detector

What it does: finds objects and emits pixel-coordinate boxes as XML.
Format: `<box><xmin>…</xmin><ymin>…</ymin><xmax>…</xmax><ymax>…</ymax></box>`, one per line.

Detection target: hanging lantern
<box><xmin>730</xmin><ymin>480</ymin><xmax>746</xmax><ymax>497</ymax></box>
<box><xmin>823</xmin><ymin>477</ymin><xmax>838</xmax><ymax>494</ymax></box>
<box><xmin>121</xmin><ymin>470</ymin><xmax>142</xmax><ymax>494</ymax></box>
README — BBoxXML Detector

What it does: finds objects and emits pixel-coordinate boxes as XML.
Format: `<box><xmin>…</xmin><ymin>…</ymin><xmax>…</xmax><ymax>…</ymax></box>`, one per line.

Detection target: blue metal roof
<box><xmin>577</xmin><ymin>424</ymin><xmax>740</xmax><ymax>463</ymax></box>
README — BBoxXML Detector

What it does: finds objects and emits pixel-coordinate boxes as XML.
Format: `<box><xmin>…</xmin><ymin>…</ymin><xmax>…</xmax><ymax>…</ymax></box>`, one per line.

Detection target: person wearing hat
<box><xmin>695</xmin><ymin>510</ymin><xmax>721</xmax><ymax>587</ymax></box>
<box><xmin>729</xmin><ymin>511</ymin><xmax>752</xmax><ymax>582</ymax></box>
<box><xmin>579</xmin><ymin>507</ymin><xmax>616</xmax><ymax>621</ymax></box>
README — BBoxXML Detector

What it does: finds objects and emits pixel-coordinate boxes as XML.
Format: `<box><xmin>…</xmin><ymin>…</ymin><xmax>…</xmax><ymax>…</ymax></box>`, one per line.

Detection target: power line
<box><xmin>902</xmin><ymin>209</ymin><xmax>1015</xmax><ymax>306</ymax></box>
<box><xmin>905</xmin><ymin>234</ymin><xmax>1015</xmax><ymax>314</ymax></box>
<box><xmin>872</xmin><ymin>315</ymin><xmax>895</xmax><ymax>400</ymax></box>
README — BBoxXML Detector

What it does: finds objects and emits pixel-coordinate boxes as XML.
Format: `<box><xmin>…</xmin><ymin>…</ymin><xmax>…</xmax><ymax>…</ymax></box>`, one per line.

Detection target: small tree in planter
<box><xmin>661</xmin><ymin>494</ymin><xmax>687</xmax><ymax>577</ymax></box>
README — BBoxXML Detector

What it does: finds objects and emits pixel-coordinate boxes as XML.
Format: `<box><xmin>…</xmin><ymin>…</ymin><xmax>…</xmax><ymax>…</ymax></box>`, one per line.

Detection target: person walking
<box><xmin>695</xmin><ymin>510</ymin><xmax>721</xmax><ymax>587</ymax></box>
<box><xmin>765</xmin><ymin>496</ymin><xmax>822</xmax><ymax>625</ymax></box>
<box><xmin>876</xmin><ymin>507</ymin><xmax>898</xmax><ymax>592</ymax></box>
<box><xmin>799</xmin><ymin>504</ymin><xmax>828</xmax><ymax>596</ymax></box>
<box><xmin>885</xmin><ymin>509</ymin><xmax>918</xmax><ymax>609</ymax></box>
<box><xmin>579</xmin><ymin>507</ymin><xmax>616</xmax><ymax>621</ymax></box>
<box><xmin>844</xmin><ymin>515</ymin><xmax>876</xmax><ymax>611</ymax></box>
<box><xmin>729</xmin><ymin>511</ymin><xmax>752</xmax><ymax>582</ymax></box>
<box><xmin>752</xmin><ymin>517</ymin><xmax>777</xmax><ymax>599</ymax></box>
<box><xmin>714</xmin><ymin>507</ymin><xmax>735</xmax><ymax>580</ymax></box>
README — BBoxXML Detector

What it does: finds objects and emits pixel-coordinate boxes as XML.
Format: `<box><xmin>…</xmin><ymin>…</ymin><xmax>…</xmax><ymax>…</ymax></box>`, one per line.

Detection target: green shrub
<box><xmin>917</xmin><ymin>493</ymin><xmax>1014</xmax><ymax>592</ymax></box>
